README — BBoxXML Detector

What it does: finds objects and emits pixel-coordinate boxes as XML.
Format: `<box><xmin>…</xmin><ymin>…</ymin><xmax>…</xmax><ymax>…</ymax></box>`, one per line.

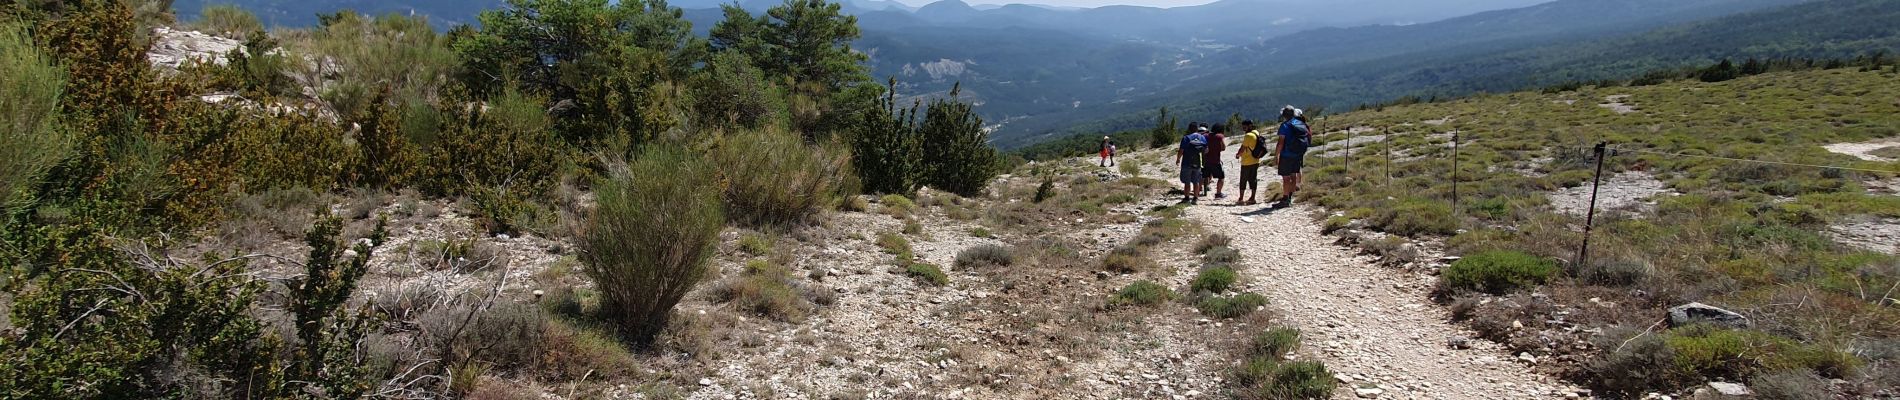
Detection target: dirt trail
<box><xmin>1180</xmin><ymin>202</ymin><xmax>1579</xmax><ymax>399</ymax></box>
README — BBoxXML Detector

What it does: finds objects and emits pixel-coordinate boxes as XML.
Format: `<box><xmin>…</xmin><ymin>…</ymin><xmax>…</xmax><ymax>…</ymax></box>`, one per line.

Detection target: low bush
<box><xmin>1195</xmin><ymin>234</ymin><xmax>1233</xmax><ymax>254</ymax></box>
<box><xmin>1119</xmin><ymin>162</ymin><xmax>1141</xmax><ymax>177</ymax></box>
<box><xmin>1250</xmin><ymin>328</ymin><xmax>1301</xmax><ymax>359</ymax></box>
<box><xmin>955</xmin><ymin>244</ymin><xmax>1015</xmax><ymax>268</ymax></box>
<box><xmin>1109</xmin><ymin>280</ymin><xmax>1174</xmax><ymax>307</ymax></box>
<box><xmin>580</xmin><ymin>147</ymin><xmax>724</xmax><ymax>345</ymax></box>
<box><xmin>1033</xmin><ymin>177</ymin><xmax>1055</xmax><ymax>203</ymax></box>
<box><xmin>1204</xmin><ymin>247</ymin><xmax>1242</xmax><ymax>264</ymax></box>
<box><xmin>1190</xmin><ymin>265</ymin><xmax>1239</xmax><ymax>294</ymax></box>
<box><xmin>1750</xmin><ymin>371</ymin><xmax>1830</xmax><ymax>400</ymax></box>
<box><xmin>906</xmin><ymin>263</ymin><xmax>949</xmax><ymax>286</ymax></box>
<box><xmin>880</xmin><ymin>194</ymin><xmax>916</xmax><ymax>217</ymax></box>
<box><xmin>1259</xmin><ymin>361</ymin><xmax>1336</xmax><ymax>399</ymax></box>
<box><xmin>738</xmin><ymin>233</ymin><xmax>774</xmax><ymax>256</ymax></box>
<box><xmin>1439</xmin><ymin>250</ymin><xmax>1557</xmax><ymax>295</ymax></box>
<box><xmin>970</xmin><ymin>227</ymin><xmax>993</xmax><ymax>238</ymax></box>
<box><xmin>1372</xmin><ymin>198</ymin><xmax>1458</xmax><ymax>236</ymax></box>
<box><xmin>1102</xmin><ymin>246</ymin><xmax>1148</xmax><ymax>273</ymax></box>
<box><xmin>712</xmin><ymin>260</ymin><xmax>810</xmax><ymax>322</ymax></box>
<box><xmin>1197</xmin><ymin>293</ymin><xmax>1269</xmax><ymax>319</ymax></box>
<box><xmin>1578</xmin><ymin>259</ymin><xmax>1652</xmax><ymax>287</ymax></box>
<box><xmin>876</xmin><ymin>232</ymin><xmax>914</xmax><ymax>263</ymax></box>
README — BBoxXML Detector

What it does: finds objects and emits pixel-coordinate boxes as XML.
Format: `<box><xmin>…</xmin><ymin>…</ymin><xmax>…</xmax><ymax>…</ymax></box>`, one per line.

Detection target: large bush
<box><xmin>918</xmin><ymin>87</ymin><xmax>999</xmax><ymax>197</ymax></box>
<box><xmin>580</xmin><ymin>146</ymin><xmax>725</xmax><ymax>345</ymax></box>
<box><xmin>713</xmin><ymin>128</ymin><xmax>850</xmax><ymax>227</ymax></box>
<box><xmin>849</xmin><ymin>80</ymin><xmax>923</xmax><ymax>195</ymax></box>
<box><xmin>1439</xmin><ymin>250</ymin><xmax>1557</xmax><ymax>294</ymax></box>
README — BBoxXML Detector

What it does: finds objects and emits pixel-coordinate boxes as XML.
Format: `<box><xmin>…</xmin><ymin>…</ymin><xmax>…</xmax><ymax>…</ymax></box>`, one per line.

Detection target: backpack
<box><xmin>1281</xmin><ymin>121</ymin><xmax>1312</xmax><ymax>156</ymax></box>
<box><xmin>1250</xmin><ymin>132</ymin><xmax>1271</xmax><ymax>159</ymax></box>
<box><xmin>1184</xmin><ymin>134</ymin><xmax>1207</xmax><ymax>166</ymax></box>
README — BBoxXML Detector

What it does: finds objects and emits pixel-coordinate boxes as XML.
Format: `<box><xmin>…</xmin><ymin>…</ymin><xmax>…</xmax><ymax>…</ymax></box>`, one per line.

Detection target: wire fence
<box><xmin>1308</xmin><ymin>123</ymin><xmax>1900</xmax><ymax>268</ymax></box>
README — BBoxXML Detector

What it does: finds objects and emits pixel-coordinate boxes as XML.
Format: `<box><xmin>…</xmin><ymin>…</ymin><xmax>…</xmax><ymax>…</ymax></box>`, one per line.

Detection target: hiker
<box><xmin>1100</xmin><ymin>136</ymin><xmax>1117</xmax><ymax>167</ymax></box>
<box><xmin>1175</xmin><ymin>122</ymin><xmax>1208</xmax><ymax>204</ymax></box>
<box><xmin>1234</xmin><ymin>120</ymin><xmax>1264</xmax><ymax>205</ymax></box>
<box><xmin>1270</xmin><ymin>106</ymin><xmax>1311</xmax><ymax>208</ymax></box>
<box><xmin>1203</xmin><ymin>124</ymin><xmax>1228</xmax><ymax>199</ymax></box>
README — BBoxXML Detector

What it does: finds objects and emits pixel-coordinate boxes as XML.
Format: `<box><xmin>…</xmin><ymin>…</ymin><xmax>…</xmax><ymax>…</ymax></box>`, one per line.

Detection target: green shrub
<box><xmin>1196</xmin><ymin>293</ymin><xmax>1268</xmax><ymax>319</ymax></box>
<box><xmin>851</xmin><ymin>83</ymin><xmax>924</xmax><ymax>195</ymax></box>
<box><xmin>429</xmin><ymin>90</ymin><xmax>566</xmax><ymax>233</ymax></box>
<box><xmin>1260</xmin><ymin>361</ymin><xmax>1336</xmax><ymax>399</ymax></box>
<box><xmin>1250</xmin><ymin>328</ymin><xmax>1301</xmax><ymax>359</ymax></box>
<box><xmin>1102</xmin><ymin>246</ymin><xmax>1148</xmax><ymax>273</ymax></box>
<box><xmin>1109</xmin><ymin>280</ymin><xmax>1174</xmax><ymax>307</ymax></box>
<box><xmin>1204</xmin><ymin>247</ymin><xmax>1242</xmax><ymax>264</ymax></box>
<box><xmin>691</xmin><ymin>51</ymin><xmax>787</xmax><ymax>129</ymax></box>
<box><xmin>971</xmin><ymin>227</ymin><xmax>993</xmax><ymax>238</ymax></box>
<box><xmin>955</xmin><ymin>244</ymin><xmax>1015</xmax><ymax>268</ymax></box>
<box><xmin>1194</xmin><ymin>234</ymin><xmax>1233</xmax><ymax>254</ymax></box>
<box><xmin>713</xmin><ymin>260</ymin><xmax>809</xmax><ymax>321</ymax></box>
<box><xmin>189</xmin><ymin>4</ymin><xmax>262</xmax><ymax>39</ymax></box>
<box><xmin>1439</xmin><ymin>250</ymin><xmax>1557</xmax><ymax>295</ymax></box>
<box><xmin>906</xmin><ymin>263</ymin><xmax>950</xmax><ymax>286</ymax></box>
<box><xmin>1033</xmin><ymin>176</ymin><xmax>1056</xmax><ymax>203</ymax></box>
<box><xmin>0</xmin><ymin>23</ymin><xmax>71</xmax><ymax>212</ymax></box>
<box><xmin>580</xmin><ymin>147</ymin><xmax>725</xmax><ymax>345</ymax></box>
<box><xmin>738</xmin><ymin>233</ymin><xmax>774</xmax><ymax>256</ymax></box>
<box><xmin>714</xmin><ymin>128</ymin><xmax>850</xmax><ymax>227</ymax></box>
<box><xmin>1373</xmin><ymin>198</ymin><xmax>1458</xmax><ymax>236</ymax></box>
<box><xmin>1119</xmin><ymin>162</ymin><xmax>1141</xmax><ymax>177</ymax></box>
<box><xmin>880</xmin><ymin>194</ymin><xmax>916</xmax><ymax>216</ymax></box>
<box><xmin>1586</xmin><ymin>326</ymin><xmax>1676</xmax><ymax>396</ymax></box>
<box><xmin>919</xmin><ymin>92</ymin><xmax>999</xmax><ymax>197</ymax></box>
<box><xmin>1578</xmin><ymin>259</ymin><xmax>1652</xmax><ymax>287</ymax></box>
<box><xmin>876</xmin><ymin>232</ymin><xmax>914</xmax><ymax>263</ymax></box>
<box><xmin>1190</xmin><ymin>265</ymin><xmax>1239</xmax><ymax>294</ymax></box>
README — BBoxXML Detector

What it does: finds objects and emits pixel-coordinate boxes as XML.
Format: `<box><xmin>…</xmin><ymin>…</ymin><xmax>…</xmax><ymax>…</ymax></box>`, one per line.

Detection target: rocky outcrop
<box><xmin>147</xmin><ymin>27</ymin><xmax>244</xmax><ymax>70</ymax></box>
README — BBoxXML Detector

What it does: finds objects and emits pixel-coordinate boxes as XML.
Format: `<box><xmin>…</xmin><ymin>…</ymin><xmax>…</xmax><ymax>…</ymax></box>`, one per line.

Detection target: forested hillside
<box><xmin>1014</xmin><ymin>0</ymin><xmax>1900</xmax><ymax>148</ymax></box>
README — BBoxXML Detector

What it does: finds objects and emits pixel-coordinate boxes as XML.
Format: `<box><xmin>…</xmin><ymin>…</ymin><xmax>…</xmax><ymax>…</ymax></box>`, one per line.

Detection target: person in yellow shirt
<box><xmin>1233</xmin><ymin>120</ymin><xmax>1264</xmax><ymax>205</ymax></box>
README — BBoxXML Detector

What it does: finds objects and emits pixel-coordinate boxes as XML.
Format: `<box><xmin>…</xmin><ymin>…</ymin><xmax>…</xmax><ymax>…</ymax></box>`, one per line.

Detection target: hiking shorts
<box><xmin>1202</xmin><ymin>161</ymin><xmax>1225</xmax><ymax>180</ymax></box>
<box><xmin>1277</xmin><ymin>156</ymin><xmax>1305</xmax><ymax>176</ymax></box>
<box><xmin>1240</xmin><ymin>164</ymin><xmax>1261</xmax><ymax>184</ymax></box>
<box><xmin>1179</xmin><ymin>167</ymin><xmax>1202</xmax><ymax>185</ymax></box>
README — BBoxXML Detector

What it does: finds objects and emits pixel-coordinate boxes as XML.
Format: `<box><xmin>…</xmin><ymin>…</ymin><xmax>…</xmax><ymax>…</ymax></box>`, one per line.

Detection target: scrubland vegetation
<box><xmin>0</xmin><ymin>0</ymin><xmax>1002</xmax><ymax>396</ymax></box>
<box><xmin>1303</xmin><ymin>60</ymin><xmax>1900</xmax><ymax>396</ymax></box>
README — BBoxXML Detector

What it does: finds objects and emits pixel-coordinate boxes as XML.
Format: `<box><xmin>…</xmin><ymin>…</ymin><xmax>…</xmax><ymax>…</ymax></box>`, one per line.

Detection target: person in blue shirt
<box><xmin>1175</xmin><ymin>122</ymin><xmax>1208</xmax><ymax>204</ymax></box>
<box><xmin>1270</xmin><ymin>106</ymin><xmax>1311</xmax><ymax>208</ymax></box>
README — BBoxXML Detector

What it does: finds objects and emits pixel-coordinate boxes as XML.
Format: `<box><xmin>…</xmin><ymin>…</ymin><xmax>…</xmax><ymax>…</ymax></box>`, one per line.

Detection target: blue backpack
<box><xmin>1184</xmin><ymin>133</ymin><xmax>1208</xmax><ymax>165</ymax></box>
<box><xmin>1281</xmin><ymin>120</ymin><xmax>1311</xmax><ymax>156</ymax></box>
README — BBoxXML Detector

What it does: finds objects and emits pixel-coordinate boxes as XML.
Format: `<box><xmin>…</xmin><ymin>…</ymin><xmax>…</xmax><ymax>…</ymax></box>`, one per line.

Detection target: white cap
<box><xmin>1198</xmin><ymin>126</ymin><xmax>1210</xmax><ymax>132</ymax></box>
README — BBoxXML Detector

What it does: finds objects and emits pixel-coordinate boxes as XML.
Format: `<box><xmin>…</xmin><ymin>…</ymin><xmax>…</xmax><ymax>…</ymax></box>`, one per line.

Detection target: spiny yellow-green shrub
<box><xmin>580</xmin><ymin>146</ymin><xmax>724</xmax><ymax>345</ymax></box>
<box><xmin>0</xmin><ymin>22</ymin><xmax>70</xmax><ymax>212</ymax></box>
<box><xmin>713</xmin><ymin>128</ymin><xmax>850</xmax><ymax>227</ymax></box>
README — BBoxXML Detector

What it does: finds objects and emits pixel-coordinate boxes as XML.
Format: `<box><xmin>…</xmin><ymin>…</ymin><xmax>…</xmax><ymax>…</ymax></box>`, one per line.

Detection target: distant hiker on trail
<box><xmin>1203</xmin><ymin>124</ymin><xmax>1228</xmax><ymax>200</ymax></box>
<box><xmin>1175</xmin><ymin>122</ymin><xmax>1208</xmax><ymax>204</ymax></box>
<box><xmin>1100</xmin><ymin>136</ymin><xmax>1117</xmax><ymax>167</ymax></box>
<box><xmin>1270</xmin><ymin>106</ymin><xmax>1311</xmax><ymax>208</ymax></box>
<box><xmin>1235</xmin><ymin>120</ymin><xmax>1264</xmax><ymax>205</ymax></box>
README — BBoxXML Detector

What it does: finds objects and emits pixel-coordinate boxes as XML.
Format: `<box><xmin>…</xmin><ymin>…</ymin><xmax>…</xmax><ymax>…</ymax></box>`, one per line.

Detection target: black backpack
<box><xmin>1250</xmin><ymin>133</ymin><xmax>1271</xmax><ymax>159</ymax></box>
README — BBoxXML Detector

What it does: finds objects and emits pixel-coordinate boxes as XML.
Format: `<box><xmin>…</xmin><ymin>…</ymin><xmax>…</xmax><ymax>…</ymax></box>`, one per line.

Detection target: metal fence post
<box><xmin>1577</xmin><ymin>142</ymin><xmax>1609</xmax><ymax>269</ymax></box>
<box><xmin>1385</xmin><ymin>127</ymin><xmax>1392</xmax><ymax>186</ymax></box>
<box><xmin>1451</xmin><ymin>130</ymin><xmax>1460</xmax><ymax>213</ymax></box>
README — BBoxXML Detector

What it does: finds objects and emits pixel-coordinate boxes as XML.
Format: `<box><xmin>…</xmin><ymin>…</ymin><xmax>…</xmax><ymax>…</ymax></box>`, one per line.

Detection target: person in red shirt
<box><xmin>1202</xmin><ymin>124</ymin><xmax>1228</xmax><ymax>199</ymax></box>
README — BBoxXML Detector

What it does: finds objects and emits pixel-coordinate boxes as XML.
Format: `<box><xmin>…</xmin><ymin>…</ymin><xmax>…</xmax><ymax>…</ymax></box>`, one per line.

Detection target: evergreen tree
<box><xmin>920</xmin><ymin>83</ymin><xmax>999</xmax><ymax>197</ymax></box>
<box><xmin>851</xmin><ymin>79</ymin><xmax>922</xmax><ymax>195</ymax></box>
<box><xmin>1149</xmin><ymin>106</ymin><xmax>1176</xmax><ymax>149</ymax></box>
<box><xmin>711</xmin><ymin>0</ymin><xmax>873</xmax><ymax>137</ymax></box>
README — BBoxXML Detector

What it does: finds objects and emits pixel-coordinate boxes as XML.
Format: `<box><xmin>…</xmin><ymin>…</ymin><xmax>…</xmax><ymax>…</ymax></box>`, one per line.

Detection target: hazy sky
<box><xmin>897</xmin><ymin>0</ymin><xmax>1222</xmax><ymax>8</ymax></box>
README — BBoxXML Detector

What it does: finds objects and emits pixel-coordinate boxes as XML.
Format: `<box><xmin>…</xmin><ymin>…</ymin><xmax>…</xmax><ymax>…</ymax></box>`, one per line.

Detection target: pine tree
<box><xmin>920</xmin><ymin>83</ymin><xmax>999</xmax><ymax>197</ymax></box>
<box><xmin>1150</xmin><ymin>106</ymin><xmax>1176</xmax><ymax>149</ymax></box>
<box><xmin>851</xmin><ymin>79</ymin><xmax>923</xmax><ymax>195</ymax></box>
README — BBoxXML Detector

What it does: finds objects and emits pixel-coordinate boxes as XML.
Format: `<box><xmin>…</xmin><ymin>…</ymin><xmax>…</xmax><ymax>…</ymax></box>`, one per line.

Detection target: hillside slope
<box><xmin>1007</xmin><ymin>0</ymin><xmax>1898</xmax><ymax>148</ymax></box>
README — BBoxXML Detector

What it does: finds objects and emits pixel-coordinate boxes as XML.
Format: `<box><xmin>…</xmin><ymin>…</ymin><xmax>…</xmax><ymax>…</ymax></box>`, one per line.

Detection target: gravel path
<box><xmin>1183</xmin><ymin>203</ymin><xmax>1580</xmax><ymax>399</ymax></box>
